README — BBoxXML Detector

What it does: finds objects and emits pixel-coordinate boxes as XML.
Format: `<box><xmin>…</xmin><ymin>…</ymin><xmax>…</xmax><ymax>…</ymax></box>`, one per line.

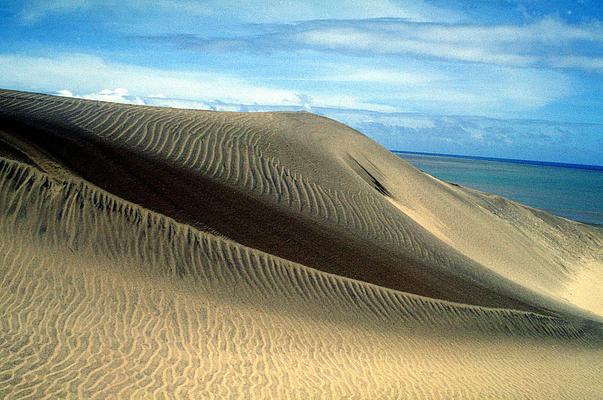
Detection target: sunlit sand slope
<box><xmin>0</xmin><ymin>89</ymin><xmax>602</xmax><ymax>398</ymax></box>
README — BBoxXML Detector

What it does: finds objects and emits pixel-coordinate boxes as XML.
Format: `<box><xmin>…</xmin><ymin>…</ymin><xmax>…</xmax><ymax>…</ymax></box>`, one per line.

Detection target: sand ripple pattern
<box><xmin>1</xmin><ymin>158</ymin><xmax>602</xmax><ymax>399</ymax></box>
<box><xmin>1</xmin><ymin>91</ymin><xmax>601</xmax><ymax>317</ymax></box>
<box><xmin>0</xmin><ymin>90</ymin><xmax>602</xmax><ymax>398</ymax></box>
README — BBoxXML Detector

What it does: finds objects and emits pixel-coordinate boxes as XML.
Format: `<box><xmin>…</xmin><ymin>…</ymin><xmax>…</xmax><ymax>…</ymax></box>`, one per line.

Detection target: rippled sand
<box><xmin>0</xmin><ymin>89</ymin><xmax>602</xmax><ymax>399</ymax></box>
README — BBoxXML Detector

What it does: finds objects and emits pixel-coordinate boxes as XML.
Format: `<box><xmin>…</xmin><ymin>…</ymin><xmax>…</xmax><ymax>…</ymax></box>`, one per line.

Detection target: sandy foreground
<box><xmin>0</xmin><ymin>89</ymin><xmax>601</xmax><ymax>399</ymax></box>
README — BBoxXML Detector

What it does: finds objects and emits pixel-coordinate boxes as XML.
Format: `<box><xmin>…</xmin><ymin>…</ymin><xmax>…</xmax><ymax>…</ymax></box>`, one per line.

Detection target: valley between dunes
<box><xmin>0</xmin><ymin>89</ymin><xmax>602</xmax><ymax>399</ymax></box>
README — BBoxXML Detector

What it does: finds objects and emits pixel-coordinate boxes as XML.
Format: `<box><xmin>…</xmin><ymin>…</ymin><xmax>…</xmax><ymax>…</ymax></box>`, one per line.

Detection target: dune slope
<box><xmin>0</xmin><ymin>89</ymin><xmax>602</xmax><ymax>398</ymax></box>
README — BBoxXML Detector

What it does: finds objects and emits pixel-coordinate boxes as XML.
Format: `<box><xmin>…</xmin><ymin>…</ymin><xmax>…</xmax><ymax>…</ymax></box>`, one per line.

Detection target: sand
<box><xmin>0</xmin><ymin>88</ymin><xmax>601</xmax><ymax>399</ymax></box>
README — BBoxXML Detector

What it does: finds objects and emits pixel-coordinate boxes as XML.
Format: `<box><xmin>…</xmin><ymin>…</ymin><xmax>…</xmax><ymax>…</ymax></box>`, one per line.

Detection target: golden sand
<box><xmin>0</xmin><ymin>89</ymin><xmax>601</xmax><ymax>398</ymax></box>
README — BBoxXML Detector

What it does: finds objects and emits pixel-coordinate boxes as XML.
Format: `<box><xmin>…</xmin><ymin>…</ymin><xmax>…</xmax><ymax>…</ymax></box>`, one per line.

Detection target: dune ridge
<box><xmin>0</xmin><ymin>89</ymin><xmax>602</xmax><ymax>398</ymax></box>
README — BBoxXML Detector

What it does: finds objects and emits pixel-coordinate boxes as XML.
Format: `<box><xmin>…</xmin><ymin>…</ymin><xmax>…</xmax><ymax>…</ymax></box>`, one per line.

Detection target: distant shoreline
<box><xmin>392</xmin><ymin>150</ymin><xmax>603</xmax><ymax>172</ymax></box>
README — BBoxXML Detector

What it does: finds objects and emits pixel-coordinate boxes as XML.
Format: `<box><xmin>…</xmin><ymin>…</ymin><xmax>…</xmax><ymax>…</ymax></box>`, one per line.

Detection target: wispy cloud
<box><xmin>18</xmin><ymin>0</ymin><xmax>213</xmax><ymax>24</ymax></box>
<box><xmin>0</xmin><ymin>52</ymin><xmax>574</xmax><ymax>117</ymax></box>
<box><xmin>551</xmin><ymin>56</ymin><xmax>603</xmax><ymax>72</ymax></box>
<box><xmin>0</xmin><ymin>53</ymin><xmax>397</xmax><ymax>112</ymax></box>
<box><xmin>0</xmin><ymin>53</ymin><xmax>301</xmax><ymax>106</ymax></box>
<box><xmin>19</xmin><ymin>0</ymin><xmax>459</xmax><ymax>24</ymax></box>
<box><xmin>57</xmin><ymin>88</ymin><xmax>145</xmax><ymax>104</ymax></box>
<box><xmin>141</xmin><ymin>17</ymin><xmax>603</xmax><ymax>72</ymax></box>
<box><xmin>55</xmin><ymin>88</ymin><xmax>231</xmax><ymax>110</ymax></box>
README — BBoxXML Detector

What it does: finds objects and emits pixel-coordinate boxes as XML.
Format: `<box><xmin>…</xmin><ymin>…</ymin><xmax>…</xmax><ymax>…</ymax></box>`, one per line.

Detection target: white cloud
<box><xmin>410</xmin><ymin>18</ymin><xmax>603</xmax><ymax>44</ymax></box>
<box><xmin>345</xmin><ymin>65</ymin><xmax>571</xmax><ymax>115</ymax></box>
<box><xmin>0</xmin><ymin>52</ymin><xmax>574</xmax><ymax>117</ymax></box>
<box><xmin>0</xmin><ymin>53</ymin><xmax>397</xmax><ymax>112</ymax></box>
<box><xmin>0</xmin><ymin>53</ymin><xmax>301</xmax><ymax>106</ymax></box>
<box><xmin>56</xmin><ymin>89</ymin><xmax>74</xmax><ymax>97</ymax></box>
<box><xmin>152</xmin><ymin>16</ymin><xmax>603</xmax><ymax>72</ymax></box>
<box><xmin>292</xmin><ymin>17</ymin><xmax>603</xmax><ymax>70</ymax></box>
<box><xmin>58</xmin><ymin>88</ymin><xmax>146</xmax><ymax>105</ymax></box>
<box><xmin>300</xmin><ymin>57</ymin><xmax>571</xmax><ymax>115</ymax></box>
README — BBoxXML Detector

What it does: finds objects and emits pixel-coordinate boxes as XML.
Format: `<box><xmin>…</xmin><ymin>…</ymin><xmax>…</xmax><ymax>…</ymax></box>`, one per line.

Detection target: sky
<box><xmin>1</xmin><ymin>0</ymin><xmax>602</xmax><ymax>165</ymax></box>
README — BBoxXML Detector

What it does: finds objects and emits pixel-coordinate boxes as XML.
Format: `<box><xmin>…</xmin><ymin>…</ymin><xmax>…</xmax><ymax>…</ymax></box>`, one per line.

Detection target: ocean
<box><xmin>394</xmin><ymin>151</ymin><xmax>603</xmax><ymax>226</ymax></box>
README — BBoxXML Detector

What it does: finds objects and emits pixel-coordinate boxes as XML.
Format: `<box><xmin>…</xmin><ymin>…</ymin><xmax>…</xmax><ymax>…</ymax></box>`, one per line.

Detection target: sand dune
<box><xmin>0</xmin><ymin>89</ymin><xmax>602</xmax><ymax>398</ymax></box>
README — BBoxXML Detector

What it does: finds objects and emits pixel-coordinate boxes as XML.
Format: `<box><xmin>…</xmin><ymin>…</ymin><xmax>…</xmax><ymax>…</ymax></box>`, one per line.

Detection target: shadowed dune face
<box><xmin>0</xmin><ymin>89</ymin><xmax>602</xmax><ymax>398</ymax></box>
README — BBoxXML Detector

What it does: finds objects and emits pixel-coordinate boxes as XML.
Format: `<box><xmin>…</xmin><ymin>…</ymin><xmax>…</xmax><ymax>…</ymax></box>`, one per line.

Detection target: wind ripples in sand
<box><xmin>0</xmin><ymin>89</ymin><xmax>602</xmax><ymax>398</ymax></box>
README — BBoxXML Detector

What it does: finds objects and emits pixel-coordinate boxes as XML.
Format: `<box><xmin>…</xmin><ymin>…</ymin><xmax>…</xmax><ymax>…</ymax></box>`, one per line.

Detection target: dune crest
<box><xmin>0</xmin><ymin>89</ymin><xmax>602</xmax><ymax>398</ymax></box>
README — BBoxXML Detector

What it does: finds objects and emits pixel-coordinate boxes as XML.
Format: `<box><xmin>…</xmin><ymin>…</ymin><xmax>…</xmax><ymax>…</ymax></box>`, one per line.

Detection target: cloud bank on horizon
<box><xmin>0</xmin><ymin>0</ymin><xmax>602</xmax><ymax>165</ymax></box>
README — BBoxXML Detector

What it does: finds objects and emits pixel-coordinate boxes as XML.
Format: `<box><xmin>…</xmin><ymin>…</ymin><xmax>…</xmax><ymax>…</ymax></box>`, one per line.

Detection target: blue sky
<box><xmin>1</xmin><ymin>0</ymin><xmax>602</xmax><ymax>165</ymax></box>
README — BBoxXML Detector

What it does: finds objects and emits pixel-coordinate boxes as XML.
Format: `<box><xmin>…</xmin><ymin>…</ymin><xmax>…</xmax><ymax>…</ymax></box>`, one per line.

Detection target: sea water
<box><xmin>394</xmin><ymin>151</ymin><xmax>603</xmax><ymax>226</ymax></box>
